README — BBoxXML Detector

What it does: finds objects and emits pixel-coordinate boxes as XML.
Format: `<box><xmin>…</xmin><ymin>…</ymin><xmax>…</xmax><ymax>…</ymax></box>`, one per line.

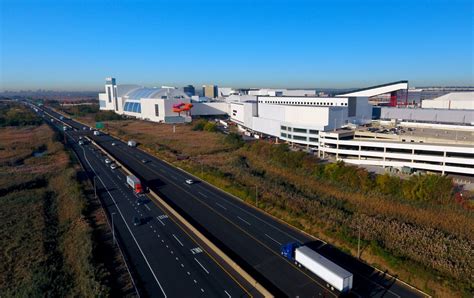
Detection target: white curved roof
<box><xmin>119</xmin><ymin>86</ymin><xmax>190</xmax><ymax>100</ymax></box>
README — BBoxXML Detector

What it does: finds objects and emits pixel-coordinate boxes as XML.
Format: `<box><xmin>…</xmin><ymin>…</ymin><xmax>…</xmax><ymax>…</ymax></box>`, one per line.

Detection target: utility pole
<box><xmin>112</xmin><ymin>212</ymin><xmax>116</xmax><ymax>244</ymax></box>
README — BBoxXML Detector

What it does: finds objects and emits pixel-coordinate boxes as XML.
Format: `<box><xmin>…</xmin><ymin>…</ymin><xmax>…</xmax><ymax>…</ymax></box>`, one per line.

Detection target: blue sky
<box><xmin>1</xmin><ymin>0</ymin><xmax>473</xmax><ymax>90</ymax></box>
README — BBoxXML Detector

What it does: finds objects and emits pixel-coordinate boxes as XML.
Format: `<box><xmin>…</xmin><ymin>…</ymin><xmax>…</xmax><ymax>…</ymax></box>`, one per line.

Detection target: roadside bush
<box><xmin>203</xmin><ymin>121</ymin><xmax>217</xmax><ymax>132</ymax></box>
<box><xmin>224</xmin><ymin>132</ymin><xmax>245</xmax><ymax>149</ymax></box>
<box><xmin>402</xmin><ymin>174</ymin><xmax>453</xmax><ymax>203</ymax></box>
<box><xmin>0</xmin><ymin>104</ymin><xmax>42</xmax><ymax>127</ymax></box>
<box><xmin>94</xmin><ymin>110</ymin><xmax>124</xmax><ymax>122</ymax></box>
<box><xmin>192</xmin><ymin>119</ymin><xmax>207</xmax><ymax>131</ymax></box>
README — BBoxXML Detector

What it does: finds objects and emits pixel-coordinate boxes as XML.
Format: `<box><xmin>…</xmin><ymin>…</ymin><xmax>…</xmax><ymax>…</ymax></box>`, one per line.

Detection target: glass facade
<box><xmin>124</xmin><ymin>102</ymin><xmax>141</xmax><ymax>113</ymax></box>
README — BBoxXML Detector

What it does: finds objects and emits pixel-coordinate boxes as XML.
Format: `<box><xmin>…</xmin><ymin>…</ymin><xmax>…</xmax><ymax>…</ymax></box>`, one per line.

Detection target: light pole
<box><xmin>111</xmin><ymin>212</ymin><xmax>116</xmax><ymax>244</ymax></box>
<box><xmin>93</xmin><ymin>176</ymin><xmax>98</xmax><ymax>198</ymax></box>
<box><xmin>255</xmin><ymin>185</ymin><xmax>258</xmax><ymax>207</ymax></box>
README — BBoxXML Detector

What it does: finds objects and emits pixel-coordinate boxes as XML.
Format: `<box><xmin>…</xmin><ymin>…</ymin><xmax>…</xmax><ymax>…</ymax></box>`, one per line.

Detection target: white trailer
<box><xmin>295</xmin><ymin>246</ymin><xmax>353</xmax><ymax>292</ymax></box>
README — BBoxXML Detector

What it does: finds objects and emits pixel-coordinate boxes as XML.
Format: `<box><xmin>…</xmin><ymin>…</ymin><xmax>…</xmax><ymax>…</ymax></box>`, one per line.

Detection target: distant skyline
<box><xmin>1</xmin><ymin>0</ymin><xmax>473</xmax><ymax>91</ymax></box>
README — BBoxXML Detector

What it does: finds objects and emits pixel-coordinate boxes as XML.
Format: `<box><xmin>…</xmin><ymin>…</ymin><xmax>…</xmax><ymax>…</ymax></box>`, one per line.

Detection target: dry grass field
<box><xmin>0</xmin><ymin>104</ymin><xmax>110</xmax><ymax>296</ymax></box>
<box><xmin>82</xmin><ymin>116</ymin><xmax>474</xmax><ymax>297</ymax></box>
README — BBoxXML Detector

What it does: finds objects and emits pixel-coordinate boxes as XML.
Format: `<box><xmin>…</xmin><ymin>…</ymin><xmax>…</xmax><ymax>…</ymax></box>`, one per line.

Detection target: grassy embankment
<box><xmin>0</xmin><ymin>102</ymin><xmax>128</xmax><ymax>296</ymax></box>
<box><xmin>64</xmin><ymin>107</ymin><xmax>473</xmax><ymax>297</ymax></box>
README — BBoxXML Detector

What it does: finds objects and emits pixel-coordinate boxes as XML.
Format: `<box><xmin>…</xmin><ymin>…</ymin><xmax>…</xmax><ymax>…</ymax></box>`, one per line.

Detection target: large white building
<box><xmin>230</xmin><ymin>95</ymin><xmax>372</xmax><ymax>146</ymax></box>
<box><xmin>98</xmin><ymin>78</ymin><xmax>473</xmax><ymax>175</ymax></box>
<box><xmin>99</xmin><ymin>78</ymin><xmax>227</xmax><ymax>123</ymax></box>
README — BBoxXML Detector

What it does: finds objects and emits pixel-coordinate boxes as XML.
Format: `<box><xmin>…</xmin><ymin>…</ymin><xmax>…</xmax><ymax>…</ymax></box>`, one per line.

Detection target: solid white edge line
<box><xmin>81</xmin><ymin>146</ymin><xmax>168</xmax><ymax>298</ymax></box>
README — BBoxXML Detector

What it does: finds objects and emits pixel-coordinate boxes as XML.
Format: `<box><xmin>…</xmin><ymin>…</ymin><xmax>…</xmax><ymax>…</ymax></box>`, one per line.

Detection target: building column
<box><xmin>442</xmin><ymin>151</ymin><xmax>446</xmax><ymax>175</ymax></box>
<box><xmin>358</xmin><ymin>145</ymin><xmax>361</xmax><ymax>160</ymax></box>
<box><xmin>336</xmin><ymin>135</ymin><xmax>340</xmax><ymax>160</ymax></box>
<box><xmin>383</xmin><ymin>147</ymin><xmax>386</xmax><ymax>168</ymax></box>
<box><xmin>412</xmin><ymin>148</ymin><xmax>415</xmax><ymax>164</ymax></box>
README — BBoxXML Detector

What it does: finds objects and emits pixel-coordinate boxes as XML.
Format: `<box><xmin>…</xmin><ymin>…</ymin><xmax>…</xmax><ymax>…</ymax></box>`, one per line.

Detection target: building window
<box><xmin>107</xmin><ymin>86</ymin><xmax>111</xmax><ymax>103</ymax></box>
<box><xmin>287</xmin><ymin>134</ymin><xmax>292</xmax><ymax>139</ymax></box>
<box><xmin>155</xmin><ymin>104</ymin><xmax>159</xmax><ymax>116</ymax></box>
<box><xmin>281</xmin><ymin>133</ymin><xmax>287</xmax><ymax>138</ymax></box>
<box><xmin>309</xmin><ymin>137</ymin><xmax>318</xmax><ymax>142</ymax></box>
<box><xmin>281</xmin><ymin>126</ymin><xmax>287</xmax><ymax>130</ymax></box>
<box><xmin>293</xmin><ymin>135</ymin><xmax>307</xmax><ymax>141</ymax></box>
<box><xmin>293</xmin><ymin>128</ymin><xmax>307</xmax><ymax>133</ymax></box>
<box><xmin>309</xmin><ymin>129</ymin><xmax>318</xmax><ymax>134</ymax></box>
<box><xmin>99</xmin><ymin>100</ymin><xmax>106</xmax><ymax>108</ymax></box>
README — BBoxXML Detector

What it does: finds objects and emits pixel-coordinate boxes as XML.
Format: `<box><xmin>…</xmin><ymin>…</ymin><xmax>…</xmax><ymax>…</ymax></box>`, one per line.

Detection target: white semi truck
<box><xmin>281</xmin><ymin>242</ymin><xmax>353</xmax><ymax>293</ymax></box>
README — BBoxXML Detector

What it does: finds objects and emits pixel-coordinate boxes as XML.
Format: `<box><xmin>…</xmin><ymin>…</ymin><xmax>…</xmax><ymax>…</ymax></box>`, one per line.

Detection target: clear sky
<box><xmin>1</xmin><ymin>0</ymin><xmax>473</xmax><ymax>91</ymax></box>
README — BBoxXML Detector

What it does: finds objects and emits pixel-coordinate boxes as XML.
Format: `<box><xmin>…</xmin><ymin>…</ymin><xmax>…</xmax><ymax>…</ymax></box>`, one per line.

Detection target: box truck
<box><xmin>126</xmin><ymin>175</ymin><xmax>143</xmax><ymax>194</ymax></box>
<box><xmin>281</xmin><ymin>242</ymin><xmax>353</xmax><ymax>293</ymax></box>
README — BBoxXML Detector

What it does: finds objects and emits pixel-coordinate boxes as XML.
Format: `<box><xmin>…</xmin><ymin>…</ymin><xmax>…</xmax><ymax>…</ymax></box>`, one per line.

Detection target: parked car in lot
<box><xmin>105</xmin><ymin>158</ymin><xmax>112</xmax><ymax>164</ymax></box>
<box><xmin>185</xmin><ymin>179</ymin><xmax>194</xmax><ymax>185</ymax></box>
<box><xmin>110</xmin><ymin>163</ymin><xmax>118</xmax><ymax>170</ymax></box>
<box><xmin>133</xmin><ymin>216</ymin><xmax>141</xmax><ymax>226</ymax></box>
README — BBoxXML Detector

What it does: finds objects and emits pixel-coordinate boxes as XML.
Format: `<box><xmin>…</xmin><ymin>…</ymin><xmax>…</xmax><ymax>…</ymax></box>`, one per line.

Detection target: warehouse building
<box><xmin>421</xmin><ymin>92</ymin><xmax>474</xmax><ymax>110</ymax></box>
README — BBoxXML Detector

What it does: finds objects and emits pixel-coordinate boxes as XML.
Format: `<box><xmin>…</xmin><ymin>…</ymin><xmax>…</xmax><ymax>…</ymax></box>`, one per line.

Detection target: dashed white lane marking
<box><xmin>201</xmin><ymin>288</ymin><xmax>204</xmax><ymax>292</ymax></box>
<box><xmin>215</xmin><ymin>202</ymin><xmax>227</xmax><ymax>210</ymax></box>
<box><xmin>145</xmin><ymin>205</ymin><xmax>151</xmax><ymax>211</ymax></box>
<box><xmin>265</xmin><ymin>233</ymin><xmax>282</xmax><ymax>245</ymax></box>
<box><xmin>198</xmin><ymin>192</ymin><xmax>208</xmax><ymax>198</ymax></box>
<box><xmin>156</xmin><ymin>217</ymin><xmax>166</xmax><ymax>226</ymax></box>
<box><xmin>172</xmin><ymin>234</ymin><xmax>184</xmax><ymax>247</ymax></box>
<box><xmin>194</xmin><ymin>258</ymin><xmax>209</xmax><ymax>274</ymax></box>
<box><xmin>224</xmin><ymin>290</ymin><xmax>231</xmax><ymax>298</ymax></box>
<box><xmin>237</xmin><ymin>216</ymin><xmax>251</xmax><ymax>226</ymax></box>
<box><xmin>116</xmin><ymin>175</ymin><xmax>122</xmax><ymax>180</ymax></box>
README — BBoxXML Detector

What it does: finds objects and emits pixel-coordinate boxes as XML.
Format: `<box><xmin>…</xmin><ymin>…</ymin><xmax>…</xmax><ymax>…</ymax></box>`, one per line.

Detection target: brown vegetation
<box><xmin>0</xmin><ymin>103</ymin><xmax>110</xmax><ymax>296</ymax></box>
<box><xmin>91</xmin><ymin>117</ymin><xmax>473</xmax><ymax>296</ymax></box>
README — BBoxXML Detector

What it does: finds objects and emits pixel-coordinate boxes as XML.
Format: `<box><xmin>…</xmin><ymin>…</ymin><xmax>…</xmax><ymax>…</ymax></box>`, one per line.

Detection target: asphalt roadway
<box><xmin>40</xmin><ymin>105</ymin><xmax>428</xmax><ymax>298</ymax></box>
<box><xmin>40</xmin><ymin>110</ymin><xmax>255</xmax><ymax>297</ymax></box>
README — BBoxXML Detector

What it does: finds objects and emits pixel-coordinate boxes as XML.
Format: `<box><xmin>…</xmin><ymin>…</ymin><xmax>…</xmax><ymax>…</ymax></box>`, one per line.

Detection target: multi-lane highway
<box><xmin>37</xmin><ymin>104</ymin><xmax>428</xmax><ymax>297</ymax></box>
<box><xmin>38</xmin><ymin>106</ymin><xmax>257</xmax><ymax>297</ymax></box>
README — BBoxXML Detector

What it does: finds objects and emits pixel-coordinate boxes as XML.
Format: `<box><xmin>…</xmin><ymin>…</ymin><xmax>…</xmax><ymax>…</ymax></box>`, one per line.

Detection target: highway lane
<box><xmin>91</xmin><ymin>136</ymin><xmax>341</xmax><ymax>296</ymax></box>
<box><xmin>40</xmin><ymin>113</ymin><xmax>253</xmax><ymax>297</ymax></box>
<box><xmin>41</xmin><ymin>105</ymin><xmax>427</xmax><ymax>297</ymax></box>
